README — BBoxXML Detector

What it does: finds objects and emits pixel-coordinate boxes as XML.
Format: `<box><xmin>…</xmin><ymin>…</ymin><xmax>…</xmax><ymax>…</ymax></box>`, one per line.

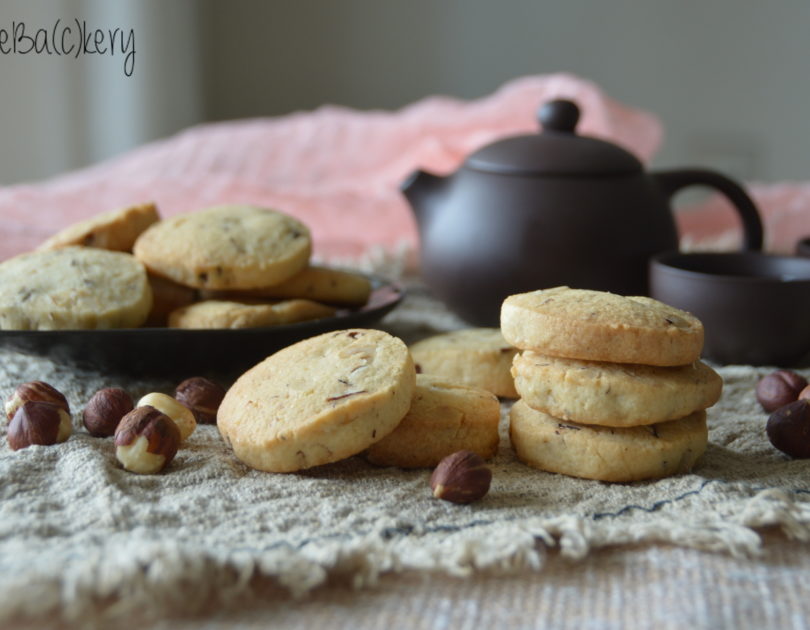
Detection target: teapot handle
<box><xmin>651</xmin><ymin>169</ymin><xmax>763</xmax><ymax>250</ymax></box>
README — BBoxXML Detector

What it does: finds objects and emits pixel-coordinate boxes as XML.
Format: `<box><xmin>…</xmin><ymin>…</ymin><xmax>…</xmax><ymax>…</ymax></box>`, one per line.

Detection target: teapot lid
<box><xmin>465</xmin><ymin>99</ymin><xmax>643</xmax><ymax>176</ymax></box>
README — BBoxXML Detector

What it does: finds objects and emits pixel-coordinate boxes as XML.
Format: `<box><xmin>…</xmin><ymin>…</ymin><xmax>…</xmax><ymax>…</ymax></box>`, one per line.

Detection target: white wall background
<box><xmin>1</xmin><ymin>0</ymin><xmax>808</xmax><ymax>186</ymax></box>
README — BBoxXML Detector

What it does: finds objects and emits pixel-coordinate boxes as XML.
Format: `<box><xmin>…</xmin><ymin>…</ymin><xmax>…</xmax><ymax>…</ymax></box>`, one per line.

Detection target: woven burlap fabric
<box><xmin>1</xmin><ymin>284</ymin><xmax>809</xmax><ymax>625</ymax></box>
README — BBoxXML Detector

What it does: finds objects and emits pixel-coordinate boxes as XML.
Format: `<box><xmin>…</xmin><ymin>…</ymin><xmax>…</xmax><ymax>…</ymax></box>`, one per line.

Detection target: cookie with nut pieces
<box><xmin>409</xmin><ymin>328</ymin><xmax>518</xmax><ymax>398</ymax></box>
<box><xmin>199</xmin><ymin>265</ymin><xmax>372</xmax><ymax>307</ymax></box>
<box><xmin>167</xmin><ymin>299</ymin><xmax>336</xmax><ymax>329</ymax></box>
<box><xmin>0</xmin><ymin>246</ymin><xmax>152</xmax><ymax>330</ymax></box>
<box><xmin>501</xmin><ymin>286</ymin><xmax>704</xmax><ymax>366</ymax></box>
<box><xmin>511</xmin><ymin>352</ymin><xmax>722</xmax><ymax>427</ymax></box>
<box><xmin>365</xmin><ymin>373</ymin><xmax>500</xmax><ymax>468</ymax></box>
<box><xmin>217</xmin><ymin>328</ymin><xmax>416</xmax><ymax>472</ymax></box>
<box><xmin>37</xmin><ymin>202</ymin><xmax>159</xmax><ymax>252</ymax></box>
<box><xmin>133</xmin><ymin>205</ymin><xmax>311</xmax><ymax>290</ymax></box>
<box><xmin>509</xmin><ymin>400</ymin><xmax>708</xmax><ymax>482</ymax></box>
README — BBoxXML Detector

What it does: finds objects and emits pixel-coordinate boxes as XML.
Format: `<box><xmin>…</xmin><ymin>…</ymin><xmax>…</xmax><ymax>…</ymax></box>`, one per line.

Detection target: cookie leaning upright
<box><xmin>133</xmin><ymin>205</ymin><xmax>311</xmax><ymax>290</ymax></box>
<box><xmin>409</xmin><ymin>328</ymin><xmax>518</xmax><ymax>398</ymax></box>
<box><xmin>501</xmin><ymin>286</ymin><xmax>704</xmax><ymax>366</ymax></box>
<box><xmin>217</xmin><ymin>329</ymin><xmax>416</xmax><ymax>472</ymax></box>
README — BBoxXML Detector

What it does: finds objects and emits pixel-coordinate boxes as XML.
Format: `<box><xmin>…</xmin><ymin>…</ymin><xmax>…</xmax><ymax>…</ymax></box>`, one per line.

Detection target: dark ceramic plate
<box><xmin>0</xmin><ymin>275</ymin><xmax>404</xmax><ymax>377</ymax></box>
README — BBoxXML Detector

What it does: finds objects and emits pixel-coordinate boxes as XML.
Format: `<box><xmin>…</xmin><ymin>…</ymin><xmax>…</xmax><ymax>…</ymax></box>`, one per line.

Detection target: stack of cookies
<box><xmin>500</xmin><ymin>286</ymin><xmax>723</xmax><ymax>482</ymax></box>
<box><xmin>0</xmin><ymin>203</ymin><xmax>372</xmax><ymax>330</ymax></box>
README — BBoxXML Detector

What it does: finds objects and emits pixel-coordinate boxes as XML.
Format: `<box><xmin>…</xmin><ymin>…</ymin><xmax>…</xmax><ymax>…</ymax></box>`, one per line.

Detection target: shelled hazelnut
<box><xmin>7</xmin><ymin>400</ymin><xmax>72</xmax><ymax>450</ymax></box>
<box><xmin>5</xmin><ymin>381</ymin><xmax>70</xmax><ymax>421</ymax></box>
<box><xmin>430</xmin><ymin>450</ymin><xmax>492</xmax><ymax>504</ymax></box>
<box><xmin>83</xmin><ymin>388</ymin><xmax>134</xmax><ymax>437</ymax></box>
<box><xmin>114</xmin><ymin>406</ymin><xmax>180</xmax><ymax>474</ymax></box>
<box><xmin>766</xmin><ymin>399</ymin><xmax>810</xmax><ymax>459</ymax></box>
<box><xmin>174</xmin><ymin>377</ymin><xmax>226</xmax><ymax>424</ymax></box>
<box><xmin>136</xmin><ymin>392</ymin><xmax>196</xmax><ymax>441</ymax></box>
<box><xmin>756</xmin><ymin>370</ymin><xmax>808</xmax><ymax>412</ymax></box>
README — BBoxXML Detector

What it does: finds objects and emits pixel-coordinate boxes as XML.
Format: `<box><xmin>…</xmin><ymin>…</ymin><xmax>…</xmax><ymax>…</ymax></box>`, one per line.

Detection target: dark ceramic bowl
<box><xmin>796</xmin><ymin>236</ymin><xmax>810</xmax><ymax>258</ymax></box>
<box><xmin>649</xmin><ymin>252</ymin><xmax>810</xmax><ymax>366</ymax></box>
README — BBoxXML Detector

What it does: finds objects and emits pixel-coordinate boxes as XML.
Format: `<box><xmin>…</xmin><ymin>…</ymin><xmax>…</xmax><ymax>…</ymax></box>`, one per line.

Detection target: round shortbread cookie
<box><xmin>501</xmin><ymin>286</ymin><xmax>704</xmax><ymax>366</ymax></box>
<box><xmin>509</xmin><ymin>400</ymin><xmax>707</xmax><ymax>482</ymax></box>
<box><xmin>0</xmin><ymin>246</ymin><xmax>152</xmax><ymax>330</ymax></box>
<box><xmin>512</xmin><ymin>352</ymin><xmax>722</xmax><ymax>427</ymax></box>
<box><xmin>133</xmin><ymin>205</ymin><xmax>311</xmax><ymax>290</ymax></box>
<box><xmin>38</xmin><ymin>202</ymin><xmax>160</xmax><ymax>252</ymax></box>
<box><xmin>167</xmin><ymin>299</ymin><xmax>336</xmax><ymax>329</ymax></box>
<box><xmin>217</xmin><ymin>328</ymin><xmax>416</xmax><ymax>472</ymax></box>
<box><xmin>144</xmin><ymin>274</ymin><xmax>198</xmax><ymax>327</ymax></box>
<box><xmin>200</xmin><ymin>265</ymin><xmax>372</xmax><ymax>307</ymax></box>
<box><xmin>409</xmin><ymin>328</ymin><xmax>518</xmax><ymax>398</ymax></box>
<box><xmin>365</xmin><ymin>373</ymin><xmax>500</xmax><ymax>468</ymax></box>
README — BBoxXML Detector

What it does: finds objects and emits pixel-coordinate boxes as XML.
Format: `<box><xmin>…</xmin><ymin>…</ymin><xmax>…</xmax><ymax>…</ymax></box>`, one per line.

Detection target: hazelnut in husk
<box><xmin>83</xmin><ymin>388</ymin><xmax>134</xmax><ymax>437</ymax></box>
<box><xmin>430</xmin><ymin>450</ymin><xmax>492</xmax><ymax>504</ymax></box>
<box><xmin>7</xmin><ymin>400</ymin><xmax>72</xmax><ymax>450</ymax></box>
<box><xmin>756</xmin><ymin>370</ymin><xmax>808</xmax><ymax>412</ymax></box>
<box><xmin>766</xmin><ymin>399</ymin><xmax>810</xmax><ymax>459</ymax></box>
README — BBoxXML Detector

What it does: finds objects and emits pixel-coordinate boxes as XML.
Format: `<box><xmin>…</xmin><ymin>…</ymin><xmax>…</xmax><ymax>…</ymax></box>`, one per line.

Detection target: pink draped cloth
<box><xmin>0</xmin><ymin>73</ymin><xmax>662</xmax><ymax>263</ymax></box>
<box><xmin>1</xmin><ymin>72</ymin><xmax>805</xmax><ymax>263</ymax></box>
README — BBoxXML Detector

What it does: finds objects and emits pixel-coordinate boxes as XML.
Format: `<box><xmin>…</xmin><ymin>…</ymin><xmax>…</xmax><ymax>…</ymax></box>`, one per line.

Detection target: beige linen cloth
<box><xmin>1</xmin><ymin>283</ymin><xmax>809</xmax><ymax>625</ymax></box>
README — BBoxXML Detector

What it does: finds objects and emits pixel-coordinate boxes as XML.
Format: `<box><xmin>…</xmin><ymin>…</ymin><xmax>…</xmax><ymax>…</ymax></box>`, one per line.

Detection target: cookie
<box><xmin>144</xmin><ymin>274</ymin><xmax>197</xmax><ymax>327</ymax></box>
<box><xmin>167</xmin><ymin>299</ymin><xmax>336</xmax><ymax>329</ymax></box>
<box><xmin>133</xmin><ymin>205</ymin><xmax>311</xmax><ymax>290</ymax></box>
<box><xmin>0</xmin><ymin>246</ymin><xmax>152</xmax><ymax>330</ymax></box>
<box><xmin>509</xmin><ymin>400</ymin><xmax>707</xmax><ymax>482</ymax></box>
<box><xmin>501</xmin><ymin>286</ymin><xmax>704</xmax><ymax>366</ymax></box>
<box><xmin>200</xmin><ymin>265</ymin><xmax>372</xmax><ymax>307</ymax></box>
<box><xmin>409</xmin><ymin>328</ymin><xmax>518</xmax><ymax>398</ymax></box>
<box><xmin>217</xmin><ymin>328</ymin><xmax>416</xmax><ymax>472</ymax></box>
<box><xmin>512</xmin><ymin>352</ymin><xmax>722</xmax><ymax>426</ymax></box>
<box><xmin>365</xmin><ymin>373</ymin><xmax>500</xmax><ymax>468</ymax></box>
<box><xmin>38</xmin><ymin>202</ymin><xmax>159</xmax><ymax>252</ymax></box>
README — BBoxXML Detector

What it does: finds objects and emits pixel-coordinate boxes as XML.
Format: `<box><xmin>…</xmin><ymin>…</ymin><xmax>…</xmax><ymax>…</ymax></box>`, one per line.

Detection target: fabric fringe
<box><xmin>1</xmin><ymin>488</ymin><xmax>807</xmax><ymax>626</ymax></box>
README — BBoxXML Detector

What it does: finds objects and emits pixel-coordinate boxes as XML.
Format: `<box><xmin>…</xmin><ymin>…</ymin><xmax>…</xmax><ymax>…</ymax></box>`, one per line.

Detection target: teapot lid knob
<box><xmin>538</xmin><ymin>99</ymin><xmax>580</xmax><ymax>133</ymax></box>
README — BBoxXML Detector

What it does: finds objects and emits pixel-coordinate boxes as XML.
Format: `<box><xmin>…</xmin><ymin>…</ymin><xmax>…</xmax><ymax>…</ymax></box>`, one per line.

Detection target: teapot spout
<box><xmin>400</xmin><ymin>169</ymin><xmax>446</xmax><ymax>222</ymax></box>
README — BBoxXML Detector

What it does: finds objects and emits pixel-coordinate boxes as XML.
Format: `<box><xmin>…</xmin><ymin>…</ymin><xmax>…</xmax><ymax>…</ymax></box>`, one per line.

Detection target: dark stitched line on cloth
<box><xmin>592</xmin><ymin>480</ymin><xmax>810</xmax><ymax>521</ymax></box>
<box><xmin>161</xmin><ymin>483</ymin><xmax>810</xmax><ymax>557</ymax></box>
<box><xmin>591</xmin><ymin>479</ymin><xmax>715</xmax><ymax>520</ymax></box>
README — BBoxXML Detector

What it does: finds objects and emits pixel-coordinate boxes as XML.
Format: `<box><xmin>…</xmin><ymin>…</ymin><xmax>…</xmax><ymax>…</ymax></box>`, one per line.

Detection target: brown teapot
<box><xmin>401</xmin><ymin>99</ymin><xmax>763</xmax><ymax>326</ymax></box>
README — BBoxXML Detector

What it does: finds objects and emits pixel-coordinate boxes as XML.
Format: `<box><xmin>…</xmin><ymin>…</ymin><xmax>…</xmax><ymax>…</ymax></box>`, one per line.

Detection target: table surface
<box><xmin>166</xmin><ymin>533</ymin><xmax>810</xmax><ymax>630</ymax></box>
<box><xmin>15</xmin><ymin>532</ymin><xmax>806</xmax><ymax>630</ymax></box>
<box><xmin>4</xmin><ymin>284</ymin><xmax>810</xmax><ymax>630</ymax></box>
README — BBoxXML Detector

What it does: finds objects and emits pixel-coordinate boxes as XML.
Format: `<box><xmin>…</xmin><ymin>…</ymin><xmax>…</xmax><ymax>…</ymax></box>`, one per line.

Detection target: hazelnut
<box><xmin>114</xmin><ymin>406</ymin><xmax>180</xmax><ymax>474</ymax></box>
<box><xmin>83</xmin><ymin>388</ymin><xmax>134</xmax><ymax>437</ymax></box>
<box><xmin>756</xmin><ymin>370</ymin><xmax>808</xmax><ymax>412</ymax></box>
<box><xmin>766</xmin><ymin>399</ymin><xmax>810</xmax><ymax>459</ymax></box>
<box><xmin>5</xmin><ymin>381</ymin><xmax>69</xmax><ymax>421</ymax></box>
<box><xmin>430</xmin><ymin>450</ymin><xmax>492</xmax><ymax>504</ymax></box>
<box><xmin>7</xmin><ymin>400</ymin><xmax>72</xmax><ymax>450</ymax></box>
<box><xmin>174</xmin><ymin>377</ymin><xmax>226</xmax><ymax>424</ymax></box>
<box><xmin>136</xmin><ymin>392</ymin><xmax>196</xmax><ymax>441</ymax></box>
